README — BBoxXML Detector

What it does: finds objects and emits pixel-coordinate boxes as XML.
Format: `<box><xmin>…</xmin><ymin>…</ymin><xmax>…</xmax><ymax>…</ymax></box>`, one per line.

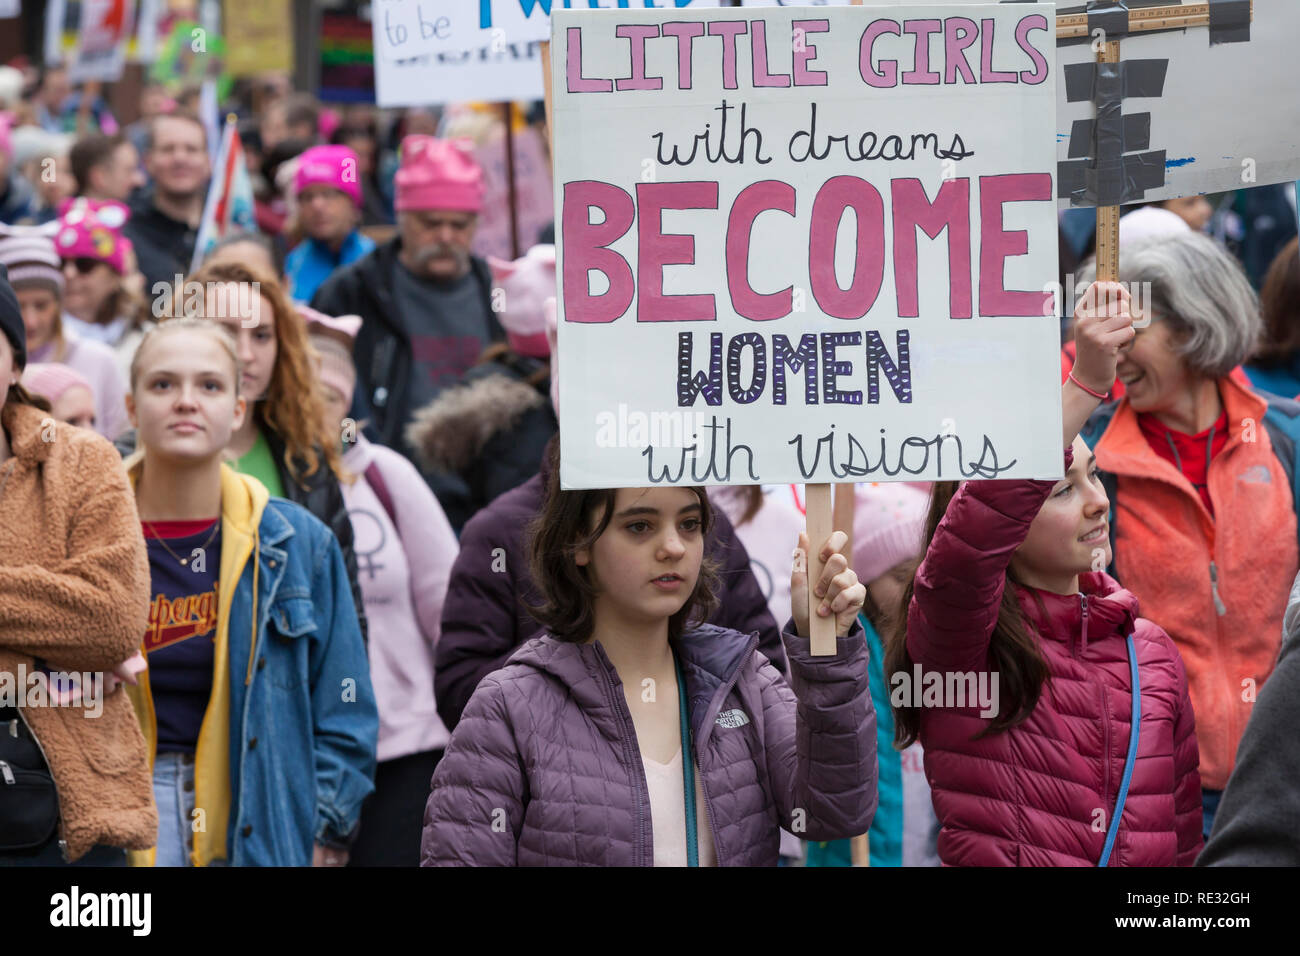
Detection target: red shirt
<box><xmin>1137</xmin><ymin>409</ymin><xmax>1229</xmax><ymax>517</ymax></box>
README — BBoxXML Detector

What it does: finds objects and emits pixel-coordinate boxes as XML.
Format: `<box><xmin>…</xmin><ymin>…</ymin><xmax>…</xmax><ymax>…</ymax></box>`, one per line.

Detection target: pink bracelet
<box><xmin>1068</xmin><ymin>371</ymin><xmax>1109</xmax><ymax>401</ymax></box>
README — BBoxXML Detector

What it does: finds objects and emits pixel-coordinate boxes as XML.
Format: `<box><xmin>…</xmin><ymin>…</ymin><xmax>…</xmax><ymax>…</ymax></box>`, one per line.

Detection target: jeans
<box><xmin>1202</xmin><ymin>788</ymin><xmax>1224</xmax><ymax>841</ymax></box>
<box><xmin>153</xmin><ymin>750</ymin><xmax>227</xmax><ymax>867</ymax></box>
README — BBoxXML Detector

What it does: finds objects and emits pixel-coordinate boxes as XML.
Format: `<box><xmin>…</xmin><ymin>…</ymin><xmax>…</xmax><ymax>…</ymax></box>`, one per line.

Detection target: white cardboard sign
<box><xmin>374</xmin><ymin>0</ymin><xmax>722</xmax><ymax>106</ymax></box>
<box><xmin>553</xmin><ymin>4</ymin><xmax>1064</xmax><ymax>489</ymax></box>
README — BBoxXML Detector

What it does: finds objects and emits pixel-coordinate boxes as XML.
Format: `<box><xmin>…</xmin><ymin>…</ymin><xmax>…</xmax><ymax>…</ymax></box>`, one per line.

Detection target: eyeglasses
<box><xmin>62</xmin><ymin>257</ymin><xmax>101</xmax><ymax>275</ymax></box>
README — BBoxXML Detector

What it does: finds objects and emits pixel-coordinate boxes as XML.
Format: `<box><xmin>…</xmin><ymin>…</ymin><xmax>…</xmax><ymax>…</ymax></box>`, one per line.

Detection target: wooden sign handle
<box><xmin>1094</xmin><ymin>39</ymin><xmax>1122</xmax><ymax>285</ymax></box>
<box><xmin>804</xmin><ymin>483</ymin><xmax>838</xmax><ymax>656</ymax></box>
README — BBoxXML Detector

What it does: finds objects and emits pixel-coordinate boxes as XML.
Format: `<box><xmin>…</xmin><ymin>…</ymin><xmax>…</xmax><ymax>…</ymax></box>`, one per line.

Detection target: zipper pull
<box><xmin>0</xmin><ymin>760</ymin><xmax>14</xmax><ymax>785</ymax></box>
<box><xmin>1078</xmin><ymin>593</ymin><xmax>1089</xmax><ymax>657</ymax></box>
<box><xmin>7</xmin><ymin>719</ymin><xmax>17</xmax><ymax>738</ymax></box>
<box><xmin>1209</xmin><ymin>562</ymin><xmax>1228</xmax><ymax>616</ymax></box>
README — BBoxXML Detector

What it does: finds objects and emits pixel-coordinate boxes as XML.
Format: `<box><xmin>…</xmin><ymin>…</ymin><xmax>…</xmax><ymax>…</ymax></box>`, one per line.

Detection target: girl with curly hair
<box><xmin>159</xmin><ymin>261</ymin><xmax>365</xmax><ymax>639</ymax></box>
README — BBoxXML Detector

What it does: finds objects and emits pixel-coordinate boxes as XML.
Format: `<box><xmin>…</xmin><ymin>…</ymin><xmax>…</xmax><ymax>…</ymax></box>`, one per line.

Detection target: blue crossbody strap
<box><xmin>674</xmin><ymin>651</ymin><xmax>699</xmax><ymax>868</ymax></box>
<box><xmin>1099</xmin><ymin>634</ymin><xmax>1141</xmax><ymax>867</ymax></box>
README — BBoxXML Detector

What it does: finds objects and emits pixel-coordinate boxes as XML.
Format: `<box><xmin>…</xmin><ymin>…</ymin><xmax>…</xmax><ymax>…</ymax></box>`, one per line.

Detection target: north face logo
<box><xmin>1238</xmin><ymin>465</ymin><xmax>1272</xmax><ymax>485</ymax></box>
<box><xmin>715</xmin><ymin>709</ymin><xmax>750</xmax><ymax>729</ymax></box>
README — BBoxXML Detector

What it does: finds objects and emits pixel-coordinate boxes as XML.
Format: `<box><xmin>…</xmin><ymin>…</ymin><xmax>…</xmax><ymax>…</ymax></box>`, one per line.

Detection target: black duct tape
<box><xmin>1208</xmin><ymin>0</ymin><xmax>1251</xmax><ymax>45</ymax></box>
<box><xmin>1064</xmin><ymin>59</ymin><xmax>1168</xmax><ymax>104</ymax></box>
<box><xmin>1067</xmin><ymin>112</ymin><xmax>1152</xmax><ymax>160</ymax></box>
<box><xmin>1087</xmin><ymin>1</ymin><xmax>1131</xmax><ymax>41</ymax></box>
<box><xmin>1061</xmin><ymin>149</ymin><xmax>1167</xmax><ymax>206</ymax></box>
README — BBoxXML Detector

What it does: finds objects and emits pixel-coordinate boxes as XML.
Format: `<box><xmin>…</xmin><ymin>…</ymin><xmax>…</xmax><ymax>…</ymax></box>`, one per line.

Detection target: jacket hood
<box><xmin>1015</xmin><ymin>571</ymin><xmax>1139</xmax><ymax>656</ymax></box>
<box><xmin>406</xmin><ymin>370</ymin><xmax>546</xmax><ymax>474</ymax></box>
<box><xmin>505</xmin><ymin>622</ymin><xmax>760</xmax><ymax>746</ymax></box>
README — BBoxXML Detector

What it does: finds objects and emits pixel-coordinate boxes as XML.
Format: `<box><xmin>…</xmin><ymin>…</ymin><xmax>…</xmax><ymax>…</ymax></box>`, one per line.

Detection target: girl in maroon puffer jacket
<box><xmin>887</xmin><ymin>281</ymin><xmax>1202</xmax><ymax>866</ymax></box>
<box><xmin>421</xmin><ymin>466</ymin><xmax>878</xmax><ymax>866</ymax></box>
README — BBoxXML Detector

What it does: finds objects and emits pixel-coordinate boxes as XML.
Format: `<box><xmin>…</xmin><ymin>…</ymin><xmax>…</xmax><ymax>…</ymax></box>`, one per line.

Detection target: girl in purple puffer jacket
<box><xmin>421</xmin><ymin>461</ymin><xmax>878</xmax><ymax>866</ymax></box>
<box><xmin>887</xmin><ymin>282</ymin><xmax>1202</xmax><ymax>866</ymax></box>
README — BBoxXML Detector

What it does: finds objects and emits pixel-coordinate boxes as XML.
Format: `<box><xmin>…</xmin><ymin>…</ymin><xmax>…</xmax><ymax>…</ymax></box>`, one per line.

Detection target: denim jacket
<box><xmin>126</xmin><ymin>462</ymin><xmax>378</xmax><ymax>866</ymax></box>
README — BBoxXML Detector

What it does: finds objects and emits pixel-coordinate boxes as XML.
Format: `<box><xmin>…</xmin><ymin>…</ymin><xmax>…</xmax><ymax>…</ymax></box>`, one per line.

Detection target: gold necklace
<box><xmin>143</xmin><ymin>518</ymin><xmax>220</xmax><ymax>567</ymax></box>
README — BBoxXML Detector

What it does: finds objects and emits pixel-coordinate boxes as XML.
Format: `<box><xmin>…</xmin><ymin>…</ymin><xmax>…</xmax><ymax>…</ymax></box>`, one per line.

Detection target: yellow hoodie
<box><xmin>124</xmin><ymin>457</ymin><xmax>270</xmax><ymax>867</ymax></box>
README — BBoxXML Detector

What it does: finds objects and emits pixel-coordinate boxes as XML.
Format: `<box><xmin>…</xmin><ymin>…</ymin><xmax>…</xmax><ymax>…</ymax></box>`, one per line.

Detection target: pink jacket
<box><xmin>906</xmin><ymin>448</ymin><xmax>1203</xmax><ymax>866</ymax></box>
<box><xmin>341</xmin><ymin>436</ymin><xmax>457</xmax><ymax>761</ymax></box>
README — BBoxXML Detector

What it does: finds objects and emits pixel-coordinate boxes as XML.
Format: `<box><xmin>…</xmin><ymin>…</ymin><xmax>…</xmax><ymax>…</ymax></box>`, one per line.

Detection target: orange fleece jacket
<box><xmin>0</xmin><ymin>402</ymin><xmax>156</xmax><ymax>860</ymax></box>
<box><xmin>1094</xmin><ymin>375</ymin><xmax>1298</xmax><ymax>790</ymax></box>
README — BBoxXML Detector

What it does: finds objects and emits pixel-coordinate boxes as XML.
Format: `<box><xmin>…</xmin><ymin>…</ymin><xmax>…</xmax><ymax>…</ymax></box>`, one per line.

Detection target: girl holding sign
<box><xmin>888</xmin><ymin>281</ymin><xmax>1203</xmax><ymax>867</ymax></box>
<box><xmin>421</xmin><ymin>451</ymin><xmax>878</xmax><ymax>866</ymax></box>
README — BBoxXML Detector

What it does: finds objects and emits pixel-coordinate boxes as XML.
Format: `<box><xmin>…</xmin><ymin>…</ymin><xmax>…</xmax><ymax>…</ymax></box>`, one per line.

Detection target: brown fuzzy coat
<box><xmin>0</xmin><ymin>401</ymin><xmax>156</xmax><ymax>861</ymax></box>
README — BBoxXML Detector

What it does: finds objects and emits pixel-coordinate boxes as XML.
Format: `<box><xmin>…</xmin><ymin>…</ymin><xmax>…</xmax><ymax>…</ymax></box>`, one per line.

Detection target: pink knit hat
<box><xmin>294</xmin><ymin>144</ymin><xmax>362</xmax><ymax>208</ymax></box>
<box><xmin>393</xmin><ymin>136</ymin><xmax>484</xmax><ymax>213</ymax></box>
<box><xmin>299</xmin><ymin>304</ymin><xmax>361</xmax><ymax>406</ymax></box>
<box><xmin>853</xmin><ymin>483</ymin><xmax>931</xmax><ymax>585</ymax></box>
<box><xmin>488</xmin><ymin>244</ymin><xmax>555</xmax><ymax>359</ymax></box>
<box><xmin>54</xmin><ymin>198</ymin><xmax>133</xmax><ymax>275</ymax></box>
<box><xmin>21</xmin><ymin>362</ymin><xmax>94</xmax><ymax>405</ymax></box>
<box><xmin>0</xmin><ymin>112</ymin><xmax>12</xmax><ymax>160</ymax></box>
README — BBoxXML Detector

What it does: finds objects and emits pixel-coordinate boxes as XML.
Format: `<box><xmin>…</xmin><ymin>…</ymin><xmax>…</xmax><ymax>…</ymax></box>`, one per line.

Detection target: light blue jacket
<box><xmin>286</xmin><ymin>231</ymin><xmax>376</xmax><ymax>304</ymax></box>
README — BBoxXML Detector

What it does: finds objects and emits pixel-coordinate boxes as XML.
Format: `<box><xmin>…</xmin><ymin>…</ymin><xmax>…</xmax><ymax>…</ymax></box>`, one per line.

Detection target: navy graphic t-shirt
<box><xmin>141</xmin><ymin>519</ymin><xmax>221</xmax><ymax>753</ymax></box>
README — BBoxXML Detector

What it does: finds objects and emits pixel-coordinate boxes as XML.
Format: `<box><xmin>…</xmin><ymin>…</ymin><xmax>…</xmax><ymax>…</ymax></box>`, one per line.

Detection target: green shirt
<box><xmin>231</xmin><ymin>429</ymin><xmax>285</xmax><ymax>498</ymax></box>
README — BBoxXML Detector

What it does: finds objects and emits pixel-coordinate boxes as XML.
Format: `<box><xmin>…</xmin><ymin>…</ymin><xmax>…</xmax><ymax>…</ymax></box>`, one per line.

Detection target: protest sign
<box><xmin>63</xmin><ymin>0</ymin><xmax>136</xmax><ymax>83</ymax></box>
<box><xmin>374</xmin><ymin>0</ymin><xmax>722</xmax><ymax>106</ymax></box>
<box><xmin>551</xmin><ymin>4</ymin><xmax>1063</xmax><ymax>490</ymax></box>
<box><xmin>222</xmin><ymin>0</ymin><xmax>294</xmax><ymax>77</ymax></box>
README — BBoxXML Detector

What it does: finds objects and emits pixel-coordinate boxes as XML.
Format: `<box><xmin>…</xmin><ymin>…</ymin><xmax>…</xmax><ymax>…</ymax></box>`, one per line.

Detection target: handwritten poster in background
<box><xmin>222</xmin><ymin>0</ymin><xmax>294</xmax><ymax>77</ymax></box>
<box><xmin>552</xmin><ymin>5</ymin><xmax>1063</xmax><ymax>489</ymax></box>
<box><xmin>69</xmin><ymin>0</ymin><xmax>137</xmax><ymax>82</ymax></box>
<box><xmin>373</xmin><ymin>0</ymin><xmax>722</xmax><ymax>106</ymax></box>
<box><xmin>473</xmin><ymin>124</ymin><xmax>556</xmax><ymax>261</ymax></box>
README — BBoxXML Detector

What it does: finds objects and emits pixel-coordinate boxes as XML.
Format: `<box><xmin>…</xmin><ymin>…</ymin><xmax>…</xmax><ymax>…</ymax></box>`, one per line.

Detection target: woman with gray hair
<box><xmin>1077</xmin><ymin>230</ymin><xmax>1300</xmax><ymax>843</ymax></box>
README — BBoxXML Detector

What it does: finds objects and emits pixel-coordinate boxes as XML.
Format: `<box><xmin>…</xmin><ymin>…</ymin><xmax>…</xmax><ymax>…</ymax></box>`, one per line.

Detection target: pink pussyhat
<box><xmin>294</xmin><ymin>144</ymin><xmax>362</xmax><ymax>208</ymax></box>
<box><xmin>852</xmin><ymin>482</ymin><xmax>931</xmax><ymax>586</ymax></box>
<box><xmin>298</xmin><ymin>304</ymin><xmax>362</xmax><ymax>405</ymax></box>
<box><xmin>54</xmin><ymin>198</ymin><xmax>134</xmax><ymax>275</ymax></box>
<box><xmin>393</xmin><ymin>135</ymin><xmax>484</xmax><ymax>213</ymax></box>
<box><xmin>21</xmin><ymin>361</ymin><xmax>95</xmax><ymax>405</ymax></box>
<box><xmin>489</xmin><ymin>244</ymin><xmax>556</xmax><ymax>359</ymax></box>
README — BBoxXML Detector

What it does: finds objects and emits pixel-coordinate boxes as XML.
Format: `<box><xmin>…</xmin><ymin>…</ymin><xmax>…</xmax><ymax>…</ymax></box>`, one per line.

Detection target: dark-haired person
<box><xmin>421</xmin><ymin>471</ymin><xmax>876</xmax><ymax>865</ymax></box>
<box><xmin>0</xmin><ymin>265</ymin><xmax>156</xmax><ymax>866</ymax></box>
<box><xmin>1077</xmin><ymin>232</ymin><xmax>1300</xmax><ymax>837</ymax></box>
<box><xmin>123</xmin><ymin>114</ymin><xmax>210</xmax><ymax>292</ymax></box>
<box><xmin>70</xmin><ymin>132</ymin><xmax>145</xmax><ymax>205</ymax></box>
<box><xmin>889</xmin><ymin>281</ymin><xmax>1202</xmax><ymax>866</ymax></box>
<box><xmin>1245</xmin><ymin>237</ymin><xmax>1300</xmax><ymax>399</ymax></box>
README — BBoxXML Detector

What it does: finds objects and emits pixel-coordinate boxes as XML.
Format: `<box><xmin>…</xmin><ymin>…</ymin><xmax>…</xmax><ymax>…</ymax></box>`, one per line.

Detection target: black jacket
<box><xmin>405</xmin><ymin>352</ymin><xmax>558</xmax><ymax>532</ymax></box>
<box><xmin>310</xmin><ymin>237</ymin><xmax>505</xmax><ymax>457</ymax></box>
<box><xmin>124</xmin><ymin>189</ymin><xmax>198</xmax><ymax>295</ymax></box>
<box><xmin>114</xmin><ymin>425</ymin><xmax>367</xmax><ymax>642</ymax></box>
